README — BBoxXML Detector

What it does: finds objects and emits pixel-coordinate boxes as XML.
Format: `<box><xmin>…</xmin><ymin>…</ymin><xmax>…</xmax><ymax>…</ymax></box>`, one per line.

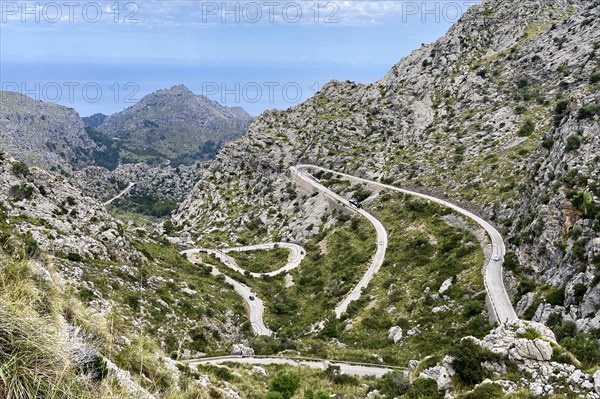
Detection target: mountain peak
<box><xmin>95</xmin><ymin>86</ymin><xmax>253</xmax><ymax>165</ymax></box>
<box><xmin>160</xmin><ymin>85</ymin><xmax>194</xmax><ymax>96</ymax></box>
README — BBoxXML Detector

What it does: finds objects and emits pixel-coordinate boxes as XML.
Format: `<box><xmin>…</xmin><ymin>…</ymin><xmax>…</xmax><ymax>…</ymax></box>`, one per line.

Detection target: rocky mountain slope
<box><xmin>0</xmin><ymin>152</ymin><xmax>251</xmax><ymax>364</ymax></box>
<box><xmin>95</xmin><ymin>85</ymin><xmax>254</xmax><ymax>166</ymax></box>
<box><xmin>175</xmin><ymin>0</ymin><xmax>600</xmax><ymax>335</ymax></box>
<box><xmin>82</xmin><ymin>112</ymin><xmax>108</xmax><ymax>129</ymax></box>
<box><xmin>0</xmin><ymin>91</ymin><xmax>98</xmax><ymax>173</ymax></box>
<box><xmin>75</xmin><ymin>161</ymin><xmax>206</xmax><ymax>203</ymax></box>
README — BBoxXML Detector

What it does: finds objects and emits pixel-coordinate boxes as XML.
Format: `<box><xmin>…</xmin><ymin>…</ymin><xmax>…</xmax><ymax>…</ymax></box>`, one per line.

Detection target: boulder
<box><xmin>494</xmin><ymin>379</ymin><xmax>518</xmax><ymax>395</ymax></box>
<box><xmin>419</xmin><ymin>365</ymin><xmax>442</xmax><ymax>380</ymax></box>
<box><xmin>252</xmin><ymin>366</ymin><xmax>268</xmax><ymax>377</ymax></box>
<box><xmin>439</xmin><ymin>278</ymin><xmax>452</xmax><ymax>294</ymax></box>
<box><xmin>508</xmin><ymin>338</ymin><xmax>553</xmax><ymax>362</ymax></box>
<box><xmin>388</xmin><ymin>326</ymin><xmax>403</xmax><ymax>344</ymax></box>
<box><xmin>436</xmin><ymin>356</ymin><xmax>455</xmax><ymax>394</ymax></box>
<box><xmin>594</xmin><ymin>370</ymin><xmax>600</xmax><ymax>394</ymax></box>
<box><xmin>569</xmin><ymin>369</ymin><xmax>582</xmax><ymax>384</ymax></box>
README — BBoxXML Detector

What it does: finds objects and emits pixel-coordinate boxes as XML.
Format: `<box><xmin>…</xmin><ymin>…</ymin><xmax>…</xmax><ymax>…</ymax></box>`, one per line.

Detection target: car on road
<box><xmin>492</xmin><ymin>255</ymin><xmax>501</xmax><ymax>261</ymax></box>
<box><xmin>349</xmin><ymin>200</ymin><xmax>361</xmax><ymax>209</ymax></box>
<box><xmin>249</xmin><ymin>295</ymin><xmax>255</xmax><ymax>301</ymax></box>
<box><xmin>379</xmin><ymin>240</ymin><xmax>384</xmax><ymax>246</ymax></box>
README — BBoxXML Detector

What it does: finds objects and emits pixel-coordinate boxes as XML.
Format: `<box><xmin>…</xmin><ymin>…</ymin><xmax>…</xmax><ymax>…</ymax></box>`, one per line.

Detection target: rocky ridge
<box><xmin>0</xmin><ymin>91</ymin><xmax>98</xmax><ymax>172</ymax></box>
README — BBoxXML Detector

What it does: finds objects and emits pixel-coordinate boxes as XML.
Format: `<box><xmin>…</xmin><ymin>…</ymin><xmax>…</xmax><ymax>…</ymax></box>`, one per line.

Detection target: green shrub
<box><xmin>517</xmin><ymin>119</ymin><xmax>535</xmax><ymax>137</ymax></box>
<box><xmin>546</xmin><ymin>287</ymin><xmax>565</xmax><ymax>306</ymax></box>
<box><xmin>565</xmin><ymin>135</ymin><xmax>582</xmax><ymax>151</ymax></box>
<box><xmin>542</xmin><ymin>138</ymin><xmax>555</xmax><ymax>149</ymax></box>
<box><xmin>9</xmin><ymin>184</ymin><xmax>34</xmax><ymax>201</ymax></box>
<box><xmin>304</xmin><ymin>389</ymin><xmax>331</xmax><ymax>399</ymax></box>
<box><xmin>590</xmin><ymin>72</ymin><xmax>600</xmax><ymax>84</ymax></box>
<box><xmin>516</xmin><ymin>78</ymin><xmax>529</xmax><ymax>89</ymax></box>
<box><xmin>66</xmin><ymin>252</ymin><xmax>83</xmax><ymax>262</ymax></box>
<box><xmin>554</xmin><ymin>99</ymin><xmax>569</xmax><ymax>126</ymax></box>
<box><xmin>572</xmin><ymin>240</ymin><xmax>586</xmax><ymax>262</ymax></box>
<box><xmin>352</xmin><ymin>186</ymin><xmax>372</xmax><ymax>203</ymax></box>
<box><xmin>457</xmin><ymin>383</ymin><xmax>503</xmax><ymax>399</ymax></box>
<box><xmin>578</xmin><ymin>105</ymin><xmax>600</xmax><ymax>120</ymax></box>
<box><xmin>449</xmin><ymin>339</ymin><xmax>500</xmax><ymax>388</ymax></box>
<box><xmin>550</xmin><ymin>344</ymin><xmax>578</xmax><ymax>366</ymax></box>
<box><xmin>269</xmin><ymin>371</ymin><xmax>300</xmax><ymax>399</ymax></box>
<box><xmin>560</xmin><ymin>332</ymin><xmax>600</xmax><ymax>368</ymax></box>
<box><xmin>407</xmin><ymin>378</ymin><xmax>442</xmax><ymax>399</ymax></box>
<box><xmin>517</xmin><ymin>328</ymin><xmax>541</xmax><ymax>340</ymax></box>
<box><xmin>23</xmin><ymin>233</ymin><xmax>38</xmax><ymax>258</ymax></box>
<box><xmin>503</xmin><ymin>251</ymin><xmax>521</xmax><ymax>272</ymax></box>
<box><xmin>463</xmin><ymin>300</ymin><xmax>483</xmax><ymax>317</ymax></box>
<box><xmin>553</xmin><ymin>321</ymin><xmax>577</xmax><ymax>341</ymax></box>
<box><xmin>11</xmin><ymin>161</ymin><xmax>30</xmax><ymax>177</ymax></box>
<box><xmin>377</xmin><ymin>370</ymin><xmax>410</xmax><ymax>397</ymax></box>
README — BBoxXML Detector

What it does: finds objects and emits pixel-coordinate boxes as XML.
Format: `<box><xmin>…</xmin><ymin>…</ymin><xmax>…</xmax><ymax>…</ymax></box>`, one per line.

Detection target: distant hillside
<box><xmin>82</xmin><ymin>112</ymin><xmax>108</xmax><ymax>129</ymax></box>
<box><xmin>95</xmin><ymin>85</ymin><xmax>254</xmax><ymax>166</ymax></box>
<box><xmin>0</xmin><ymin>91</ymin><xmax>97</xmax><ymax>173</ymax></box>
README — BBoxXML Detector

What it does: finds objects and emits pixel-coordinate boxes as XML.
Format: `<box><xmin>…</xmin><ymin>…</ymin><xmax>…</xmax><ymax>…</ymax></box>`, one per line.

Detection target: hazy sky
<box><xmin>1</xmin><ymin>0</ymin><xmax>481</xmax><ymax>116</ymax></box>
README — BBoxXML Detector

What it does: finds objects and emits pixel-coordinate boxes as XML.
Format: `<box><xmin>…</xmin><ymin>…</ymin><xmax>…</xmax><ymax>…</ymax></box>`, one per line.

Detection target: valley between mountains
<box><xmin>1</xmin><ymin>0</ymin><xmax>600</xmax><ymax>398</ymax></box>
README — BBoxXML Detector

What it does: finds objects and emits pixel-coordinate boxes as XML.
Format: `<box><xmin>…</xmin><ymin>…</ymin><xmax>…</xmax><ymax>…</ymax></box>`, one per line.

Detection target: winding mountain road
<box><xmin>181</xmin><ymin>165</ymin><xmax>516</xmax><ymax>339</ymax></box>
<box><xmin>182</xmin><ymin>243</ymin><xmax>306</xmax><ymax>337</ymax></box>
<box><xmin>103</xmin><ymin>182</ymin><xmax>135</xmax><ymax>206</ymax></box>
<box><xmin>219</xmin><ymin>243</ymin><xmax>306</xmax><ymax>278</ymax></box>
<box><xmin>188</xmin><ymin>355</ymin><xmax>401</xmax><ymax>378</ymax></box>
<box><xmin>290</xmin><ymin>166</ymin><xmax>387</xmax><ymax>318</ymax></box>
<box><xmin>182</xmin><ymin>248</ymin><xmax>274</xmax><ymax>337</ymax></box>
<box><xmin>291</xmin><ymin>165</ymin><xmax>517</xmax><ymax>324</ymax></box>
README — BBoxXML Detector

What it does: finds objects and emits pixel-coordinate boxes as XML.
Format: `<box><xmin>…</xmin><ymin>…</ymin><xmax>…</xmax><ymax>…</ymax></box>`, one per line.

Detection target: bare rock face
<box><xmin>0</xmin><ymin>156</ymin><xmax>137</xmax><ymax>263</ymax></box>
<box><xmin>478</xmin><ymin>320</ymin><xmax>556</xmax><ymax>361</ymax></box>
<box><xmin>508</xmin><ymin>339</ymin><xmax>553</xmax><ymax>362</ymax></box>
<box><xmin>436</xmin><ymin>355</ymin><xmax>455</xmax><ymax>395</ymax></box>
<box><xmin>0</xmin><ymin>91</ymin><xmax>97</xmax><ymax>171</ymax></box>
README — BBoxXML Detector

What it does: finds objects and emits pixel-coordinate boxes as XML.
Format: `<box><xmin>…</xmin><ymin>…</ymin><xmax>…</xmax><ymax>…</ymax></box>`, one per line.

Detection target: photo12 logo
<box><xmin>1</xmin><ymin>2</ymin><xmax>139</xmax><ymax>23</ymax></box>
<box><xmin>199</xmin><ymin>1</ymin><xmax>339</xmax><ymax>24</ymax></box>
<box><xmin>401</xmin><ymin>1</ymin><xmax>480</xmax><ymax>23</ymax></box>
<box><xmin>201</xmin><ymin>81</ymin><xmax>322</xmax><ymax>105</ymax></box>
<box><xmin>2</xmin><ymin>82</ymin><xmax>140</xmax><ymax>105</ymax></box>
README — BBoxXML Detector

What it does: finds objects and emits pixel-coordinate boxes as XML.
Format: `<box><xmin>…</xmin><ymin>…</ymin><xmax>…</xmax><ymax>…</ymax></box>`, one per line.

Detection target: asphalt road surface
<box><xmin>181</xmin><ymin>243</ymin><xmax>306</xmax><ymax>337</ymax></box>
<box><xmin>103</xmin><ymin>182</ymin><xmax>135</xmax><ymax>206</ymax></box>
<box><xmin>181</xmin><ymin>164</ymin><xmax>516</xmax><ymax>339</ymax></box>
<box><xmin>188</xmin><ymin>355</ymin><xmax>399</xmax><ymax>378</ymax></box>
<box><xmin>291</xmin><ymin>164</ymin><xmax>517</xmax><ymax>324</ymax></box>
